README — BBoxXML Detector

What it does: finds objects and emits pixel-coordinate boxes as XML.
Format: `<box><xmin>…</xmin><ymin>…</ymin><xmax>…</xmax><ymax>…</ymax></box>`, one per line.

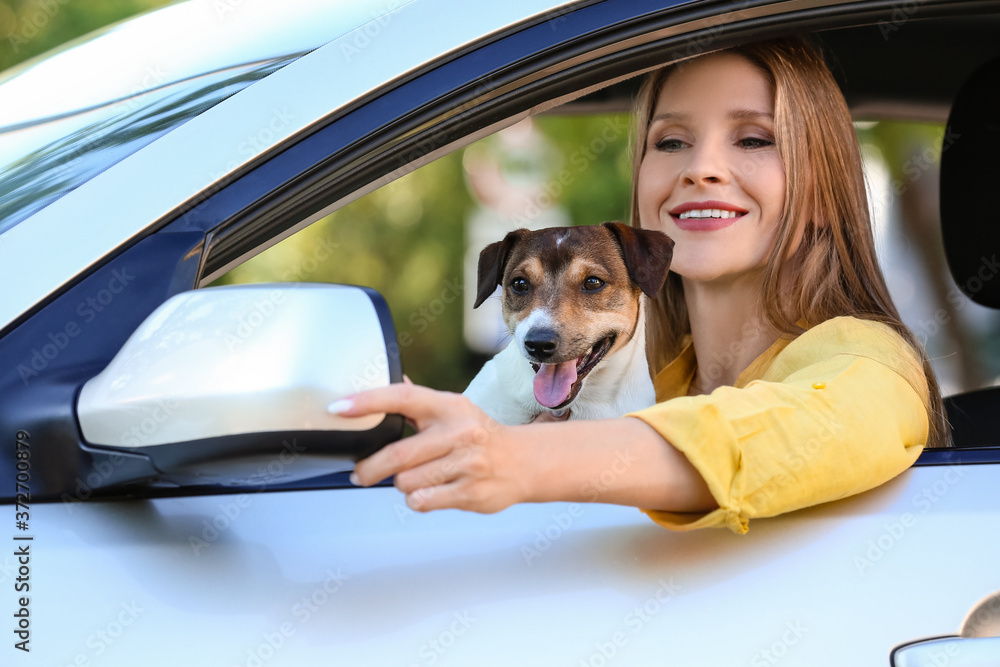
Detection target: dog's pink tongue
<box><xmin>533</xmin><ymin>360</ymin><xmax>578</xmax><ymax>408</ymax></box>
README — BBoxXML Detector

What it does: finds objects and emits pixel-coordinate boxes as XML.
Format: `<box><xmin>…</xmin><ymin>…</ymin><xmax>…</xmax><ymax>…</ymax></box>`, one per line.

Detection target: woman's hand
<box><xmin>331</xmin><ymin>384</ymin><xmax>531</xmax><ymax>514</ymax></box>
<box><xmin>332</xmin><ymin>383</ymin><xmax>715</xmax><ymax>516</ymax></box>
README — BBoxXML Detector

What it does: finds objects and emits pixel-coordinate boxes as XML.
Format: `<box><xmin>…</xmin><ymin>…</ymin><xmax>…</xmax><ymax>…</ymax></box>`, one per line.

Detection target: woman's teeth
<box><xmin>678</xmin><ymin>209</ymin><xmax>740</xmax><ymax>219</ymax></box>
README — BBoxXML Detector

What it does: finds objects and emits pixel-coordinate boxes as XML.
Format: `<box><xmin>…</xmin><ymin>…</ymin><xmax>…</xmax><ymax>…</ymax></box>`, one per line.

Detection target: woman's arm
<box><xmin>336</xmin><ymin>383</ymin><xmax>716</xmax><ymax>514</ymax></box>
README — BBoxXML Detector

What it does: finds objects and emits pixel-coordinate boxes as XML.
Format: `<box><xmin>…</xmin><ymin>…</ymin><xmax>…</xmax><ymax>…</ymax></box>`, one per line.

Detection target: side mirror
<box><xmin>76</xmin><ymin>283</ymin><xmax>403</xmax><ymax>489</ymax></box>
<box><xmin>891</xmin><ymin>636</ymin><xmax>1000</xmax><ymax>666</ymax></box>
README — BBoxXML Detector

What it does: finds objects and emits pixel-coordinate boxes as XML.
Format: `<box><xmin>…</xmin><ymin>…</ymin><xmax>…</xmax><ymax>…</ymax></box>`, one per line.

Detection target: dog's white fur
<box><xmin>463</xmin><ymin>302</ymin><xmax>655</xmax><ymax>424</ymax></box>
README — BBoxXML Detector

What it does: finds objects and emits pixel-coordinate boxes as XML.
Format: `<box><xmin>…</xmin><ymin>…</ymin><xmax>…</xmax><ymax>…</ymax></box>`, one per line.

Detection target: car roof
<box><xmin>0</xmin><ymin>0</ymin><xmax>379</xmax><ymax>129</ymax></box>
<box><xmin>0</xmin><ymin>0</ymin><xmax>427</xmax><ymax>234</ymax></box>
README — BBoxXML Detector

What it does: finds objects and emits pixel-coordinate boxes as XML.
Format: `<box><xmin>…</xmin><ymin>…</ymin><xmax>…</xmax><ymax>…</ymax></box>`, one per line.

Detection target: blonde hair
<box><xmin>630</xmin><ymin>36</ymin><xmax>949</xmax><ymax>447</ymax></box>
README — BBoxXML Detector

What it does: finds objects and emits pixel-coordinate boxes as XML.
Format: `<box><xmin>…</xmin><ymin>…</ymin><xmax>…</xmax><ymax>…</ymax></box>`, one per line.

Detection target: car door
<box><xmin>2</xmin><ymin>1</ymin><xmax>999</xmax><ymax>665</ymax></box>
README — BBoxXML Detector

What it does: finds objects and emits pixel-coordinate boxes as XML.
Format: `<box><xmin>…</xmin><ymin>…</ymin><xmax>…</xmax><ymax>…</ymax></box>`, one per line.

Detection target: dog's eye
<box><xmin>510</xmin><ymin>278</ymin><xmax>530</xmax><ymax>294</ymax></box>
<box><xmin>583</xmin><ymin>277</ymin><xmax>605</xmax><ymax>291</ymax></box>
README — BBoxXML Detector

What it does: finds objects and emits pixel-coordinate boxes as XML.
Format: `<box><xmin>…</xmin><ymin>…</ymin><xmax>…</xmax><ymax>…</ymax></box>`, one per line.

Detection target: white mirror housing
<box><xmin>76</xmin><ymin>283</ymin><xmax>403</xmax><ymax>487</ymax></box>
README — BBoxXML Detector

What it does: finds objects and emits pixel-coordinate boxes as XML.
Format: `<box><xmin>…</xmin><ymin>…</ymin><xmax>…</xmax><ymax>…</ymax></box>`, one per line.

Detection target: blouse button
<box><xmin>812</xmin><ymin>382</ymin><xmax>826</xmax><ymax>390</ymax></box>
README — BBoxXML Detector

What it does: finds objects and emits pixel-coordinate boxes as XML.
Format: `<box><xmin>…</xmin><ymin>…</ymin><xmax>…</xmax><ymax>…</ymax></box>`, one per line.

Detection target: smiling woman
<box><xmin>635</xmin><ymin>38</ymin><xmax>947</xmax><ymax>443</ymax></box>
<box><xmin>620</xmin><ymin>36</ymin><xmax>948</xmax><ymax>533</ymax></box>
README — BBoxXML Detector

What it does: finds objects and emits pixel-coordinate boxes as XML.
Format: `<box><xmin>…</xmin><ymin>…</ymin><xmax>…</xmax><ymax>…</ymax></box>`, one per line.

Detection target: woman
<box><xmin>333</xmin><ymin>37</ymin><xmax>948</xmax><ymax>534</ymax></box>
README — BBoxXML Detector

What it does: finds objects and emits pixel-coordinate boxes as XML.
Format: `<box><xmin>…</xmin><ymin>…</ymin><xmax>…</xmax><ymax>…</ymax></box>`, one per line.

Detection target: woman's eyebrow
<box><xmin>650</xmin><ymin>109</ymin><xmax>773</xmax><ymax>123</ymax></box>
<box><xmin>728</xmin><ymin>108</ymin><xmax>774</xmax><ymax>120</ymax></box>
<box><xmin>650</xmin><ymin>111</ymin><xmax>690</xmax><ymax>123</ymax></box>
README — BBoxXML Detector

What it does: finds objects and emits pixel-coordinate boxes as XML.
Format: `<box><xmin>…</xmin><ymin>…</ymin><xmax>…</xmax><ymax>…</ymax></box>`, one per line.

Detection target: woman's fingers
<box><xmin>337</xmin><ymin>384</ymin><xmax>499</xmax><ymax>485</ymax></box>
<box><xmin>353</xmin><ymin>429</ymin><xmax>453</xmax><ymax>486</ymax></box>
<box><xmin>334</xmin><ymin>382</ymin><xmax>523</xmax><ymax>512</ymax></box>
<box><xmin>329</xmin><ymin>382</ymin><xmax>437</xmax><ymax>425</ymax></box>
<box><xmin>404</xmin><ymin>480</ymin><xmax>477</xmax><ymax>513</ymax></box>
<box><xmin>393</xmin><ymin>453</ymin><xmax>460</xmax><ymax>496</ymax></box>
<box><xmin>332</xmin><ymin>383</ymin><xmax>443</xmax><ymax>485</ymax></box>
<box><xmin>401</xmin><ymin>469</ymin><xmax>508</xmax><ymax>514</ymax></box>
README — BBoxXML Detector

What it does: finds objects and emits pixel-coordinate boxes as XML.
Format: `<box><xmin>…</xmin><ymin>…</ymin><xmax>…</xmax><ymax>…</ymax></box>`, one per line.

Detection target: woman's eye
<box><xmin>510</xmin><ymin>278</ymin><xmax>529</xmax><ymax>294</ymax></box>
<box><xmin>654</xmin><ymin>137</ymin><xmax>686</xmax><ymax>152</ymax></box>
<box><xmin>582</xmin><ymin>277</ymin><xmax>605</xmax><ymax>291</ymax></box>
<box><xmin>738</xmin><ymin>136</ymin><xmax>774</xmax><ymax>149</ymax></box>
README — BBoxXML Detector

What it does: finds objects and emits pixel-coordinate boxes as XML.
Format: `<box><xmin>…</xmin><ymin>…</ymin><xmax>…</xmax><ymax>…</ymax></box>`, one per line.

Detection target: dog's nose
<box><xmin>524</xmin><ymin>328</ymin><xmax>559</xmax><ymax>361</ymax></box>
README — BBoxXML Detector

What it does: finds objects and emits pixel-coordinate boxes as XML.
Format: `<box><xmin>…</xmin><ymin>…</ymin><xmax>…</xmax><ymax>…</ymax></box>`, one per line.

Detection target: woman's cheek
<box><xmin>636</xmin><ymin>161</ymin><xmax>674</xmax><ymax>230</ymax></box>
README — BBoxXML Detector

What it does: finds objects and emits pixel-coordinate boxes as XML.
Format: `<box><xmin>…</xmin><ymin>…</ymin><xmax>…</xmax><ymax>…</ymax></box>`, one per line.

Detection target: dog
<box><xmin>463</xmin><ymin>222</ymin><xmax>674</xmax><ymax>424</ymax></box>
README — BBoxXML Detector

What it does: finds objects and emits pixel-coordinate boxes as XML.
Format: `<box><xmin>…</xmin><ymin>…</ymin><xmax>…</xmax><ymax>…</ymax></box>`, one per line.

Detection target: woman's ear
<box><xmin>809</xmin><ymin>179</ymin><xmax>829</xmax><ymax>229</ymax></box>
<box><xmin>784</xmin><ymin>182</ymin><xmax>826</xmax><ymax>259</ymax></box>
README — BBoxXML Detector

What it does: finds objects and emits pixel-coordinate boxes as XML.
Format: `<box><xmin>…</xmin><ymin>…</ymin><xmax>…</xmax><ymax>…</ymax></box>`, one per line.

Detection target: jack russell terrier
<box><xmin>463</xmin><ymin>222</ymin><xmax>674</xmax><ymax>424</ymax></box>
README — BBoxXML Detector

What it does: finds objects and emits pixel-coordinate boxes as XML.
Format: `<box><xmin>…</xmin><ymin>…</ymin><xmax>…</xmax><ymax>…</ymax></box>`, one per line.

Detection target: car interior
<box><xmin>938</xmin><ymin>50</ymin><xmax>1000</xmax><ymax>448</ymax></box>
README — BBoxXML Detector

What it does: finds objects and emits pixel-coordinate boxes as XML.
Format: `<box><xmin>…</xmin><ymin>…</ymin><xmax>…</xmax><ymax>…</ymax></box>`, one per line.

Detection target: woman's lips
<box><xmin>669</xmin><ymin>201</ymin><xmax>748</xmax><ymax>231</ymax></box>
<box><xmin>675</xmin><ymin>216</ymin><xmax>741</xmax><ymax>231</ymax></box>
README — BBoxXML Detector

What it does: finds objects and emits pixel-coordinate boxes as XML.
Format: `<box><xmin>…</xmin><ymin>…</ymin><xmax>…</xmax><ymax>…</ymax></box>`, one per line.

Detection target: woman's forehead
<box><xmin>653</xmin><ymin>53</ymin><xmax>774</xmax><ymax>116</ymax></box>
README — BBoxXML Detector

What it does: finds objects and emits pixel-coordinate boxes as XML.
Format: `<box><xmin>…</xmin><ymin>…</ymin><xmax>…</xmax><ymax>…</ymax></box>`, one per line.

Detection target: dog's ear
<box><xmin>474</xmin><ymin>229</ymin><xmax>526</xmax><ymax>308</ymax></box>
<box><xmin>602</xmin><ymin>222</ymin><xmax>674</xmax><ymax>299</ymax></box>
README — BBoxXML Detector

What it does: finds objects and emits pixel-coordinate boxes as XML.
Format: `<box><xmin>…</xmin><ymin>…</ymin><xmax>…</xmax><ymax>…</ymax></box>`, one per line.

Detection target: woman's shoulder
<box><xmin>797</xmin><ymin>314</ymin><xmax>914</xmax><ymax>350</ymax></box>
<box><xmin>797</xmin><ymin>314</ymin><xmax>908</xmax><ymax>342</ymax></box>
<box><xmin>767</xmin><ymin>315</ymin><xmax>925</xmax><ymax>385</ymax></box>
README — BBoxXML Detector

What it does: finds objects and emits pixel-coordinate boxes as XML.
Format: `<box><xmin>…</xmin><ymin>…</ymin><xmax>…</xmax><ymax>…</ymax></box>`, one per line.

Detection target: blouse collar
<box><xmin>651</xmin><ymin>332</ymin><xmax>796</xmax><ymax>401</ymax></box>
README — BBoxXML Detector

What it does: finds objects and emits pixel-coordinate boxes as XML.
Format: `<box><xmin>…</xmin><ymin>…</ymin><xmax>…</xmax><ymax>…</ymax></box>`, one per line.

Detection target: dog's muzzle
<box><xmin>528</xmin><ymin>334</ymin><xmax>615</xmax><ymax>409</ymax></box>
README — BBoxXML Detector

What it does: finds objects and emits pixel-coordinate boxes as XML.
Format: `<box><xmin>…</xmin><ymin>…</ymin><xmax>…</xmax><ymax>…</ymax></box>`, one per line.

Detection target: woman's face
<box><xmin>637</xmin><ymin>52</ymin><xmax>786</xmax><ymax>286</ymax></box>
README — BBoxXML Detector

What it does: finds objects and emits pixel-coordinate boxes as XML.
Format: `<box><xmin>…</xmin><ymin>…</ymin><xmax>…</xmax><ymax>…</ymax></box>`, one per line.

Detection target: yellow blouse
<box><xmin>628</xmin><ymin>316</ymin><xmax>929</xmax><ymax>534</ymax></box>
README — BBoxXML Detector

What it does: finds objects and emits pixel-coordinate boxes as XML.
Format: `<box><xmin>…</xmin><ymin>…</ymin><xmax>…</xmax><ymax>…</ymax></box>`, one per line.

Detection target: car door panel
<box><xmin>10</xmin><ymin>463</ymin><xmax>996</xmax><ymax>664</ymax></box>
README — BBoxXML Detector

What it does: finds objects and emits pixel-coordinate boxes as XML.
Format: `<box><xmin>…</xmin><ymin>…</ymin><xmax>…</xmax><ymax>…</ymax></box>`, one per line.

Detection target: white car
<box><xmin>1</xmin><ymin>1</ymin><xmax>999</xmax><ymax>665</ymax></box>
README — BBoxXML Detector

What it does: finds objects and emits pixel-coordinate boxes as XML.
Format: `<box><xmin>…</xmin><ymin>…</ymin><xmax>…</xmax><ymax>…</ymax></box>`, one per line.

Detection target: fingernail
<box><xmin>327</xmin><ymin>398</ymin><xmax>354</xmax><ymax>415</ymax></box>
<box><xmin>349</xmin><ymin>472</ymin><xmax>360</xmax><ymax>486</ymax></box>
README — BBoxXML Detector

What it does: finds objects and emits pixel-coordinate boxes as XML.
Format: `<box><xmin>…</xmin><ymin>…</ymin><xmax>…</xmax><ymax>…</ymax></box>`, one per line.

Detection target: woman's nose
<box><xmin>681</xmin><ymin>140</ymin><xmax>729</xmax><ymax>185</ymax></box>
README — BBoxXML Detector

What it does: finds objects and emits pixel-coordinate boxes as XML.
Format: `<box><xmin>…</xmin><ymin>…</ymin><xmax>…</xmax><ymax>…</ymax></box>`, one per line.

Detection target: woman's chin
<box><xmin>675</xmin><ymin>264</ymin><xmax>767</xmax><ymax>287</ymax></box>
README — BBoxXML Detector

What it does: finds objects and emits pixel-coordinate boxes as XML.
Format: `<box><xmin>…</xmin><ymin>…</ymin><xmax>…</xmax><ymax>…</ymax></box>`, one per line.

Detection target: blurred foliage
<box><xmin>0</xmin><ymin>0</ymin><xmax>173</xmax><ymax>73</ymax></box>
<box><xmin>856</xmin><ymin>121</ymin><xmax>946</xmax><ymax>187</ymax></box>
<box><xmin>531</xmin><ymin>114</ymin><xmax>634</xmax><ymax>226</ymax></box>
